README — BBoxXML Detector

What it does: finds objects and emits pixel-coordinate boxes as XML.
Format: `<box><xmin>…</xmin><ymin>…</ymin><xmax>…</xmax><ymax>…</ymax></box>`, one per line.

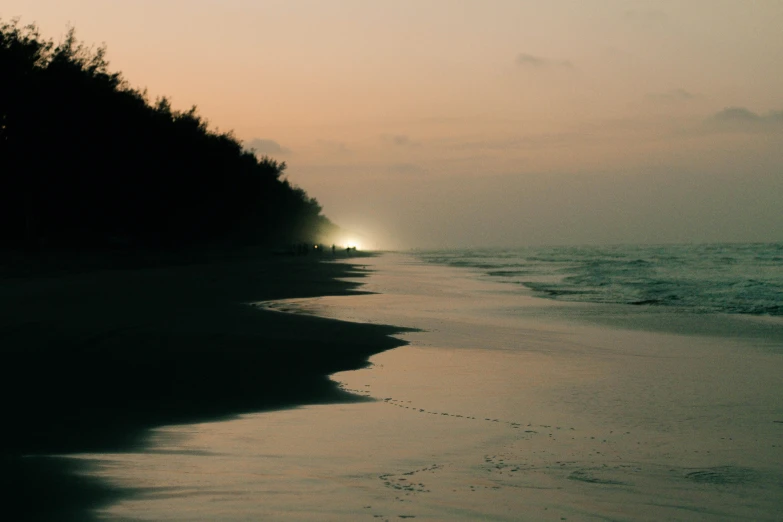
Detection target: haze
<box><xmin>5</xmin><ymin>0</ymin><xmax>782</xmax><ymax>249</ymax></box>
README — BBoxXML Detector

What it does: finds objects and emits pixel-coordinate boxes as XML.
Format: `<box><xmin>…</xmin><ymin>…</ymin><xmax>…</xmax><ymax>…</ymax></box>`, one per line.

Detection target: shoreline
<box><xmin>0</xmin><ymin>251</ymin><xmax>407</xmax><ymax>520</ymax></box>
<box><xmin>81</xmin><ymin>251</ymin><xmax>783</xmax><ymax>520</ymax></box>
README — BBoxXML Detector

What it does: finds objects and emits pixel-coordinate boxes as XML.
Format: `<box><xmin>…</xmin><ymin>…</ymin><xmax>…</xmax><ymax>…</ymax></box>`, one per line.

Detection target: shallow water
<box><xmin>79</xmin><ymin>253</ymin><xmax>783</xmax><ymax>521</ymax></box>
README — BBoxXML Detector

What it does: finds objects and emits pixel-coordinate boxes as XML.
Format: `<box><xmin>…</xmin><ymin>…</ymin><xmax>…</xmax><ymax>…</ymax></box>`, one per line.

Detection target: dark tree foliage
<box><xmin>0</xmin><ymin>20</ymin><xmax>335</xmax><ymax>249</ymax></box>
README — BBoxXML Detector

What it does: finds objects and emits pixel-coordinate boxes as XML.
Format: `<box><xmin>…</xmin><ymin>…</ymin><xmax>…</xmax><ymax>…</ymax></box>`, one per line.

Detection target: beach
<box><xmin>61</xmin><ymin>251</ymin><xmax>783</xmax><ymax>521</ymax></box>
<box><xmin>0</xmin><ymin>251</ymin><xmax>406</xmax><ymax>521</ymax></box>
<box><xmin>4</xmin><ymin>3</ymin><xmax>782</xmax><ymax>520</ymax></box>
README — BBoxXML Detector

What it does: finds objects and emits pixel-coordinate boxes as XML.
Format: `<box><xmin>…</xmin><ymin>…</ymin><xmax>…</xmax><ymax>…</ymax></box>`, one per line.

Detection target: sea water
<box><xmin>414</xmin><ymin>243</ymin><xmax>783</xmax><ymax>349</ymax></box>
<box><xmin>417</xmin><ymin>243</ymin><xmax>783</xmax><ymax>316</ymax></box>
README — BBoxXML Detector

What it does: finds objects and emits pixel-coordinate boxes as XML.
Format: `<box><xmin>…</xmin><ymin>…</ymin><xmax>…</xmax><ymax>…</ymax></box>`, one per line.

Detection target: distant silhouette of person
<box><xmin>331</xmin><ymin>244</ymin><xmax>336</xmax><ymax>255</ymax></box>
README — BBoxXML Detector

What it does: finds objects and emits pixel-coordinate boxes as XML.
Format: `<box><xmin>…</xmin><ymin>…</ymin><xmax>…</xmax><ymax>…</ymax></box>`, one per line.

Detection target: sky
<box><xmin>4</xmin><ymin>0</ymin><xmax>782</xmax><ymax>248</ymax></box>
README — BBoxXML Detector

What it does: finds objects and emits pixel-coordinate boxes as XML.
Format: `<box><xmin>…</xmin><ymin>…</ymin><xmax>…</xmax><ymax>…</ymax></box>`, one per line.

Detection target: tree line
<box><xmin>0</xmin><ymin>20</ymin><xmax>335</xmax><ymax>250</ymax></box>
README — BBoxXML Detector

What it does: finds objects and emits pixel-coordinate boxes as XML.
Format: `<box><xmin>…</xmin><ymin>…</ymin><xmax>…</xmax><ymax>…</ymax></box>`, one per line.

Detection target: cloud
<box><xmin>244</xmin><ymin>138</ymin><xmax>291</xmax><ymax>155</ymax></box>
<box><xmin>515</xmin><ymin>53</ymin><xmax>547</xmax><ymax>68</ymax></box>
<box><xmin>710</xmin><ymin>107</ymin><xmax>783</xmax><ymax>129</ymax></box>
<box><xmin>767</xmin><ymin>111</ymin><xmax>783</xmax><ymax>123</ymax></box>
<box><xmin>647</xmin><ymin>88</ymin><xmax>697</xmax><ymax>103</ymax></box>
<box><xmin>714</xmin><ymin>107</ymin><xmax>762</xmax><ymax>122</ymax></box>
<box><xmin>514</xmin><ymin>53</ymin><xmax>573</xmax><ymax>70</ymax></box>
<box><xmin>453</xmin><ymin>131</ymin><xmax>583</xmax><ymax>152</ymax></box>
<box><xmin>381</xmin><ymin>134</ymin><xmax>420</xmax><ymax>147</ymax></box>
<box><xmin>316</xmin><ymin>140</ymin><xmax>352</xmax><ymax>154</ymax></box>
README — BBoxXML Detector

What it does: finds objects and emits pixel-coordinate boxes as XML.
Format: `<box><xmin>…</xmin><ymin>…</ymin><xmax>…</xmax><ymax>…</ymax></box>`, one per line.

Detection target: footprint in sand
<box><xmin>380</xmin><ymin>397</ymin><xmax>548</xmax><ymax>432</ymax></box>
<box><xmin>378</xmin><ymin>465</ymin><xmax>443</xmax><ymax>495</ymax></box>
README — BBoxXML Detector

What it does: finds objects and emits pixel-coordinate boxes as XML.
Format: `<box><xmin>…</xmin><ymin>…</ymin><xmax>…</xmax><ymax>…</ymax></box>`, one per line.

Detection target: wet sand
<box><xmin>0</xmin><ymin>251</ymin><xmax>407</xmax><ymax>521</ymax></box>
<box><xmin>76</xmin><ymin>253</ymin><xmax>783</xmax><ymax>521</ymax></box>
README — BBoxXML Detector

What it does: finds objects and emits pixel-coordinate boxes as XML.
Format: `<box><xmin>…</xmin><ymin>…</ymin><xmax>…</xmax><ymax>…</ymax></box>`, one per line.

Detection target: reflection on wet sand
<box><xmin>80</xmin><ymin>254</ymin><xmax>783</xmax><ymax>521</ymax></box>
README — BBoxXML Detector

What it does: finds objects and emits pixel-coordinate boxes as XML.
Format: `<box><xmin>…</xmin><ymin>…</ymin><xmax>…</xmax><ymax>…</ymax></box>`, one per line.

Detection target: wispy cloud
<box><xmin>453</xmin><ymin>131</ymin><xmax>583</xmax><ymax>152</ymax></box>
<box><xmin>381</xmin><ymin>134</ymin><xmax>420</xmax><ymax>147</ymax></box>
<box><xmin>317</xmin><ymin>140</ymin><xmax>352</xmax><ymax>154</ymax></box>
<box><xmin>244</xmin><ymin>138</ymin><xmax>291</xmax><ymax>155</ymax></box>
<box><xmin>647</xmin><ymin>88</ymin><xmax>698</xmax><ymax>103</ymax></box>
<box><xmin>514</xmin><ymin>53</ymin><xmax>573</xmax><ymax>70</ymax></box>
<box><xmin>712</xmin><ymin>107</ymin><xmax>783</xmax><ymax>125</ymax></box>
<box><xmin>710</xmin><ymin>107</ymin><xmax>783</xmax><ymax>129</ymax></box>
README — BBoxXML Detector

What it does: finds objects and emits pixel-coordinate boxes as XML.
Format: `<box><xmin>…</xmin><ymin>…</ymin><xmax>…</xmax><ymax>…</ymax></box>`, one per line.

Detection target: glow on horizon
<box><xmin>4</xmin><ymin>0</ymin><xmax>783</xmax><ymax>248</ymax></box>
<box><xmin>331</xmin><ymin>236</ymin><xmax>363</xmax><ymax>250</ymax></box>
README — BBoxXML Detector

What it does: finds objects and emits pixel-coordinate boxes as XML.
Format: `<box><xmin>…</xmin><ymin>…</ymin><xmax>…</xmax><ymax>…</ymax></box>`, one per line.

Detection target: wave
<box><xmin>416</xmin><ymin>243</ymin><xmax>783</xmax><ymax>317</ymax></box>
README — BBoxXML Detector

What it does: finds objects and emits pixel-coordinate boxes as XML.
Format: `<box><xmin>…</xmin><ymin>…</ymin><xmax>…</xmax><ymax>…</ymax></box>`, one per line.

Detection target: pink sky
<box><xmin>4</xmin><ymin>0</ymin><xmax>782</xmax><ymax>248</ymax></box>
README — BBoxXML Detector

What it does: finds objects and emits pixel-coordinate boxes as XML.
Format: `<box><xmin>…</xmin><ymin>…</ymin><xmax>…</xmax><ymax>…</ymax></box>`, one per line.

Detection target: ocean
<box><xmin>417</xmin><ymin>243</ymin><xmax>783</xmax><ymax>317</ymax></box>
<box><xmin>79</xmin><ymin>246</ymin><xmax>783</xmax><ymax>521</ymax></box>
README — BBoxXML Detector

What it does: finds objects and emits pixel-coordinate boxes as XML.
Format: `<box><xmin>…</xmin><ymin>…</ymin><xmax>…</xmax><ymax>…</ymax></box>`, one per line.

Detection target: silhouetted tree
<box><xmin>0</xmin><ymin>20</ymin><xmax>336</xmax><ymax>250</ymax></box>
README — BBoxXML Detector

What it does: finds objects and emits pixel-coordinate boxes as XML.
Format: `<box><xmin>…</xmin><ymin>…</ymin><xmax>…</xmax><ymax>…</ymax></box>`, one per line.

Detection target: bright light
<box><xmin>343</xmin><ymin>238</ymin><xmax>362</xmax><ymax>250</ymax></box>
